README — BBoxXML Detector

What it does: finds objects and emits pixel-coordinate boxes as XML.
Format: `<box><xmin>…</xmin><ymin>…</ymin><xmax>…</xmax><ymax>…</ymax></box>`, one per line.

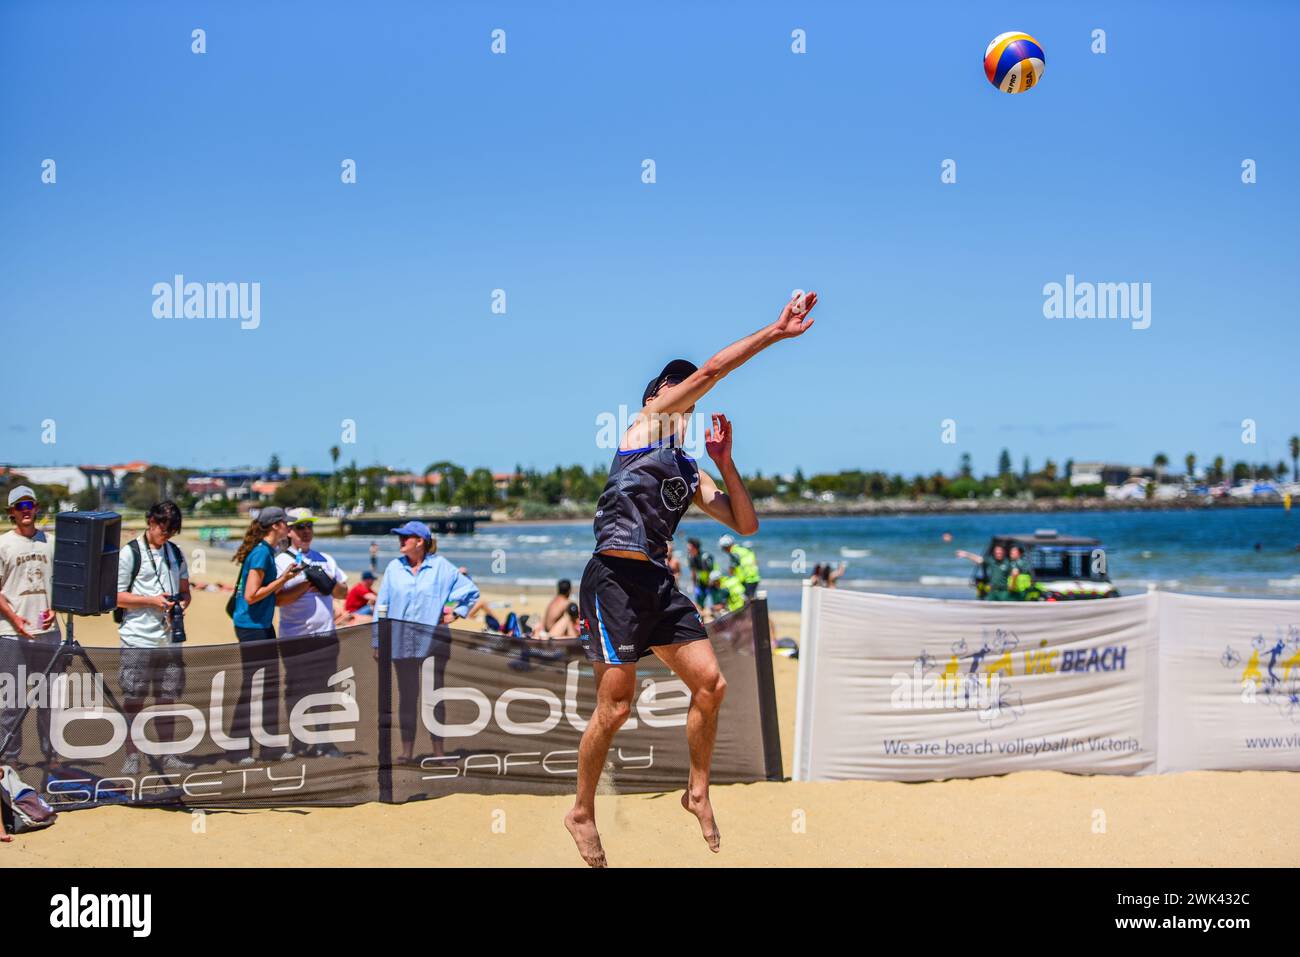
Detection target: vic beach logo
<box><xmin>898</xmin><ymin>629</ymin><xmax>1133</xmax><ymax>730</ymax></box>
<box><xmin>152</xmin><ymin>274</ymin><xmax>261</xmax><ymax>329</ymax></box>
<box><xmin>49</xmin><ymin>887</ymin><xmax>151</xmax><ymax>937</ymax></box>
<box><xmin>1042</xmin><ymin>273</ymin><xmax>1151</xmax><ymax>330</ymax></box>
<box><xmin>1222</xmin><ymin>624</ymin><xmax>1300</xmax><ymax>723</ymax></box>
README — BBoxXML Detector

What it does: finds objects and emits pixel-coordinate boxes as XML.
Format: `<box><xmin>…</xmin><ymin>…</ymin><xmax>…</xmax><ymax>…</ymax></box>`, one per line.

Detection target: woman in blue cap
<box><xmin>372</xmin><ymin>520</ymin><xmax>479</xmax><ymax>764</ymax></box>
<box><xmin>566</xmin><ymin>290</ymin><xmax>819</xmax><ymax>866</ymax></box>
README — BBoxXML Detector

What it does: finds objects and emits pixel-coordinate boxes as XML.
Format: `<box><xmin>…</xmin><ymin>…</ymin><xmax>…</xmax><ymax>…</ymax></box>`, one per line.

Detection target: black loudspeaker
<box><xmin>52</xmin><ymin>511</ymin><xmax>122</xmax><ymax>616</ymax></box>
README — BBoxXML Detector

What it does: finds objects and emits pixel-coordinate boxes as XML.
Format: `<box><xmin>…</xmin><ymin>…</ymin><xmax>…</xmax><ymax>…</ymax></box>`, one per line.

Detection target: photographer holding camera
<box><xmin>273</xmin><ymin>508</ymin><xmax>347</xmax><ymax>759</ymax></box>
<box><xmin>114</xmin><ymin>500</ymin><xmax>192</xmax><ymax>775</ymax></box>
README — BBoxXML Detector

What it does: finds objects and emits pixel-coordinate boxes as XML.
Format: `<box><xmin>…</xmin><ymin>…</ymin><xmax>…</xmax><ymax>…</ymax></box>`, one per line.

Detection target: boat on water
<box><xmin>971</xmin><ymin>529</ymin><xmax>1120</xmax><ymax>601</ymax></box>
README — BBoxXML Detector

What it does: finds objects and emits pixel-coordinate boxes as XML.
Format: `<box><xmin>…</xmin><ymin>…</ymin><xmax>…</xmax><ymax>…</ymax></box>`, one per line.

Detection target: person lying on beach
<box><xmin>534</xmin><ymin>602</ymin><xmax>581</xmax><ymax>639</ymax></box>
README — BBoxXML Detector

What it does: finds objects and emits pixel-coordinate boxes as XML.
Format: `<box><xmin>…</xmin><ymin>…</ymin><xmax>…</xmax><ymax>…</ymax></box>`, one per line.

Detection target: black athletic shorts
<box><xmin>578</xmin><ymin>554</ymin><xmax>708</xmax><ymax>665</ymax></box>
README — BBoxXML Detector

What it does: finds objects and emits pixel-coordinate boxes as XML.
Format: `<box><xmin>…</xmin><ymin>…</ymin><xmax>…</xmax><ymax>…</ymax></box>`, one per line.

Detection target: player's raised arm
<box><xmin>645</xmin><ymin>292</ymin><xmax>818</xmax><ymax>416</ymax></box>
<box><xmin>692</xmin><ymin>414</ymin><xmax>759</xmax><ymax>536</ymax></box>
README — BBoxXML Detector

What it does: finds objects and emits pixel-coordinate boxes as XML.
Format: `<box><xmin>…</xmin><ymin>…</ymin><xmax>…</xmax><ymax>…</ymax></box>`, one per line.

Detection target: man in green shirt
<box><xmin>956</xmin><ymin>543</ymin><xmax>1012</xmax><ymax>601</ymax></box>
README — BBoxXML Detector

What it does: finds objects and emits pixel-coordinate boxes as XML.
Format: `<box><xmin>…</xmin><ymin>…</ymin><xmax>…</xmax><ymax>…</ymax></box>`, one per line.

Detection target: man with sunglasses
<box><xmin>114</xmin><ymin>500</ymin><xmax>192</xmax><ymax>774</ymax></box>
<box><xmin>565</xmin><ymin>291</ymin><xmax>818</xmax><ymax>867</ymax></box>
<box><xmin>0</xmin><ymin>485</ymin><xmax>60</xmax><ymax>765</ymax></box>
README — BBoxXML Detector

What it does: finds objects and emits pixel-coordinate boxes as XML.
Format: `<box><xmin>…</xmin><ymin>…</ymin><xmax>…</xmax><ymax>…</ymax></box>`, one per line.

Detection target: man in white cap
<box><xmin>274</xmin><ymin>507</ymin><xmax>348</xmax><ymax>758</ymax></box>
<box><xmin>0</xmin><ymin>485</ymin><xmax>60</xmax><ymax>764</ymax></box>
<box><xmin>718</xmin><ymin>534</ymin><xmax>761</xmax><ymax>601</ymax></box>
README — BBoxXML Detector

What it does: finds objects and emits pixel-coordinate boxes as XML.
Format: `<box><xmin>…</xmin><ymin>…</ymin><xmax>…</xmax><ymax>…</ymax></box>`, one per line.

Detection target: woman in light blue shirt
<box><xmin>373</xmin><ymin>521</ymin><xmax>479</xmax><ymax>764</ymax></box>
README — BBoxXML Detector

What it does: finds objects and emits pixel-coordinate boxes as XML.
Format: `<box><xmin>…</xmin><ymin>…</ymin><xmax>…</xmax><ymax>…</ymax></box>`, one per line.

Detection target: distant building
<box><xmin>1</xmin><ymin>461</ymin><xmax>148</xmax><ymax>504</ymax></box>
<box><xmin>1069</xmin><ymin>461</ymin><xmax>1157</xmax><ymax>488</ymax></box>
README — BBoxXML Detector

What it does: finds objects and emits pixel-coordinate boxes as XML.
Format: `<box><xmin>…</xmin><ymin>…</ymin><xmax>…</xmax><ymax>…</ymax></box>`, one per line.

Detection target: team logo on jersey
<box><xmin>660</xmin><ymin>476</ymin><xmax>690</xmax><ymax>511</ymax></box>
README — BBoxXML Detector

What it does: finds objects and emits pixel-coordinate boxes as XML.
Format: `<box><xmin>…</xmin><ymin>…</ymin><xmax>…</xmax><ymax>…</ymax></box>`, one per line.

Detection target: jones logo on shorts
<box><xmin>660</xmin><ymin>476</ymin><xmax>689</xmax><ymax>511</ymax></box>
<box><xmin>49</xmin><ymin>887</ymin><xmax>151</xmax><ymax>937</ymax></box>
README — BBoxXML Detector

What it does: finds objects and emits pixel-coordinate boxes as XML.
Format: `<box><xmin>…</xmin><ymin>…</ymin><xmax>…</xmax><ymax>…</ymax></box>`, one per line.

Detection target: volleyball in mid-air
<box><xmin>984</xmin><ymin>32</ymin><xmax>1045</xmax><ymax>94</ymax></box>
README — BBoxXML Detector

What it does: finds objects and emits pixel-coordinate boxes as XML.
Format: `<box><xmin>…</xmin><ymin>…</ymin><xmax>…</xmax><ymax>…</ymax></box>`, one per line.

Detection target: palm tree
<box><xmin>329</xmin><ymin>445</ymin><xmax>341</xmax><ymax>509</ymax></box>
<box><xmin>1212</xmin><ymin>455</ymin><xmax>1225</xmax><ymax>484</ymax></box>
<box><xmin>1153</xmin><ymin>452</ymin><xmax>1169</xmax><ymax>482</ymax></box>
<box><xmin>1290</xmin><ymin>436</ymin><xmax>1299</xmax><ymax>486</ymax></box>
<box><xmin>1184</xmin><ymin>452</ymin><xmax>1196</xmax><ymax>485</ymax></box>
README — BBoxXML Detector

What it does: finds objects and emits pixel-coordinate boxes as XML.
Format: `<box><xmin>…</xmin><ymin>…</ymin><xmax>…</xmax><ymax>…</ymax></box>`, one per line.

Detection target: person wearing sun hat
<box><xmin>0</xmin><ymin>484</ymin><xmax>61</xmax><ymax>766</ymax></box>
<box><xmin>372</xmin><ymin>519</ymin><xmax>479</xmax><ymax>764</ymax></box>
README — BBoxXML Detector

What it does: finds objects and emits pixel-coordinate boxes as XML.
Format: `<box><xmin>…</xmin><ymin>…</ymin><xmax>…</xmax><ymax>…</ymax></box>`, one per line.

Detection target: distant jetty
<box><xmin>341</xmin><ymin>511</ymin><xmax>492</xmax><ymax>536</ymax></box>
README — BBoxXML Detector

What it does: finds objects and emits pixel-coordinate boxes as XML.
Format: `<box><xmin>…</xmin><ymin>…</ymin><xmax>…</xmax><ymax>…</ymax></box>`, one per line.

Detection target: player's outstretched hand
<box><xmin>774</xmin><ymin>291</ymin><xmax>818</xmax><ymax>339</ymax></box>
<box><xmin>705</xmin><ymin>413</ymin><xmax>733</xmax><ymax>464</ymax></box>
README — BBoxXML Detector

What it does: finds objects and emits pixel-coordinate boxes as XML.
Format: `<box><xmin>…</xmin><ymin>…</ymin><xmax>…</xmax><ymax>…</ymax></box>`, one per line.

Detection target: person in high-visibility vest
<box><xmin>719</xmin><ymin>534</ymin><xmax>761</xmax><ymax>599</ymax></box>
<box><xmin>1007</xmin><ymin>544</ymin><xmax>1035</xmax><ymax>600</ymax></box>
<box><xmin>709</xmin><ymin>569</ymin><xmax>746</xmax><ymax>615</ymax></box>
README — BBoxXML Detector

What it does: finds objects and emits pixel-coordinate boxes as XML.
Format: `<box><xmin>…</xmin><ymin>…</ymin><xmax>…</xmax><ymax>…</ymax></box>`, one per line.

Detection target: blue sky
<box><xmin>2</xmin><ymin>0</ymin><xmax>1297</xmax><ymax>478</ymax></box>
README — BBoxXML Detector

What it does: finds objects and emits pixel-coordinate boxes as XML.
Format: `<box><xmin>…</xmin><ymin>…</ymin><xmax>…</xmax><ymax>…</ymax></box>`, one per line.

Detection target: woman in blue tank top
<box><xmin>566</xmin><ymin>290</ymin><xmax>820</xmax><ymax>867</ymax></box>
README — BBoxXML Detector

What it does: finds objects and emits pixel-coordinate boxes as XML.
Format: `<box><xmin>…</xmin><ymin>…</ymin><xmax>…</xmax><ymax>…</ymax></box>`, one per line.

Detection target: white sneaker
<box><xmin>121</xmin><ymin>752</ymin><xmax>141</xmax><ymax>775</ymax></box>
<box><xmin>238</xmin><ymin>754</ymin><xmax>256</xmax><ymax>766</ymax></box>
<box><xmin>279</xmin><ymin>749</ymin><xmax>299</xmax><ymax>761</ymax></box>
<box><xmin>162</xmin><ymin>754</ymin><xmax>195</xmax><ymax>773</ymax></box>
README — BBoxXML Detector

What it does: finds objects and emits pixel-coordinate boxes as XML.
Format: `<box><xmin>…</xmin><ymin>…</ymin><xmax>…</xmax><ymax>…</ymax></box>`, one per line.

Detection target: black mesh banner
<box><xmin>0</xmin><ymin>601</ymin><xmax>781</xmax><ymax>810</ymax></box>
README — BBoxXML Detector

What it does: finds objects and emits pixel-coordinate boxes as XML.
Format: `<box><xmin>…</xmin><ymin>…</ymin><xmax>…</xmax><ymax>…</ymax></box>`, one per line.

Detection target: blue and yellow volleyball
<box><xmin>984</xmin><ymin>31</ymin><xmax>1045</xmax><ymax>94</ymax></box>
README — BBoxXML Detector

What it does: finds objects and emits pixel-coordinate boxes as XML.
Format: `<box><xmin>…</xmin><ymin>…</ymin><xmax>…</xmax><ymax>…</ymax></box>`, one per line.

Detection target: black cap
<box><xmin>642</xmin><ymin>359</ymin><xmax>698</xmax><ymax>405</ymax></box>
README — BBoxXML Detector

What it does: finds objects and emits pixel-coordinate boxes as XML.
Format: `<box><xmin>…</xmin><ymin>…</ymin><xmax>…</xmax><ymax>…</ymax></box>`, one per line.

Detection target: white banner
<box><xmin>1158</xmin><ymin>592</ymin><xmax>1300</xmax><ymax>773</ymax></box>
<box><xmin>794</xmin><ymin>587</ymin><xmax>1159</xmax><ymax>782</ymax></box>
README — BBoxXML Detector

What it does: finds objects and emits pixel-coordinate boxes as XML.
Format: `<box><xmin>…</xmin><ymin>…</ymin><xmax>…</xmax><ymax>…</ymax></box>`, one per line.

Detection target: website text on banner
<box><xmin>1157</xmin><ymin>591</ymin><xmax>1300</xmax><ymax>773</ymax></box>
<box><xmin>0</xmin><ymin>601</ymin><xmax>781</xmax><ymax>810</ymax></box>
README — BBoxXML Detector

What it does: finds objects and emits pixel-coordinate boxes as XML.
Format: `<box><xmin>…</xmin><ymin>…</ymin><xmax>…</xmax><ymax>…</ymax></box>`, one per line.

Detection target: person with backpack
<box><xmin>114</xmin><ymin>501</ymin><xmax>193</xmax><ymax>775</ymax></box>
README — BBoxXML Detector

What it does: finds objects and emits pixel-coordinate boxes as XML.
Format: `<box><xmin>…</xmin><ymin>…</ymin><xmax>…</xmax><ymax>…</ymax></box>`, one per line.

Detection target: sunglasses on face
<box><xmin>12</xmin><ymin>501</ymin><xmax>36</xmax><ymax>512</ymax></box>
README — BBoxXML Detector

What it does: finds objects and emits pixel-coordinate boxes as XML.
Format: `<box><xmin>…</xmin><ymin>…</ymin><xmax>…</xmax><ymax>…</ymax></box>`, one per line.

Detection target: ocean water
<box><xmin>243</xmin><ymin>507</ymin><xmax>1300</xmax><ymax>613</ymax></box>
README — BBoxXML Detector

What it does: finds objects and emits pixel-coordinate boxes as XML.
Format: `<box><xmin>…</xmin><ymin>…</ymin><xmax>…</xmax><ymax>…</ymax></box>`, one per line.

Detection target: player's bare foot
<box><xmin>564</xmin><ymin>807</ymin><xmax>608</xmax><ymax>867</ymax></box>
<box><xmin>681</xmin><ymin>790</ymin><xmax>721</xmax><ymax>853</ymax></box>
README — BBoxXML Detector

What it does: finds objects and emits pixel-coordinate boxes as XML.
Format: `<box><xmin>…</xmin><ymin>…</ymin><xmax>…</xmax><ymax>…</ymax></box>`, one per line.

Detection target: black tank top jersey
<box><xmin>592</xmin><ymin>433</ymin><xmax>700</xmax><ymax>569</ymax></box>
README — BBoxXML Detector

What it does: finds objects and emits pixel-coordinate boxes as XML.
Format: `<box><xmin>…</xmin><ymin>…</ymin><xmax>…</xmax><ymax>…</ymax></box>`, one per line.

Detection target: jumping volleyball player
<box><xmin>564</xmin><ymin>290</ymin><xmax>819</xmax><ymax>867</ymax></box>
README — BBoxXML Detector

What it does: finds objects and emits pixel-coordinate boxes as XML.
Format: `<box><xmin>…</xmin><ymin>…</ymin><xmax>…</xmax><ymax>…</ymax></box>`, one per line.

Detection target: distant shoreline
<box><xmin>94</xmin><ymin>495</ymin><xmax>1286</xmax><ymax>536</ymax></box>
<box><xmin>489</xmin><ymin>497</ymin><xmax>1286</xmax><ymax>525</ymax></box>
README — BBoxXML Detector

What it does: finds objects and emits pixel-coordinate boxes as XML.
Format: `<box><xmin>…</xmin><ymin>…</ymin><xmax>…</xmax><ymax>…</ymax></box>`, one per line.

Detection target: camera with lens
<box><xmin>165</xmin><ymin>594</ymin><xmax>187</xmax><ymax>643</ymax></box>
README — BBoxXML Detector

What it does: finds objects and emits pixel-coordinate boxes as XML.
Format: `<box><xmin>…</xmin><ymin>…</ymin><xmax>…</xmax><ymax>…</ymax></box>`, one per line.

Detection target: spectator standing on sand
<box><xmin>274</xmin><ymin>508</ymin><xmax>348</xmax><ymax>759</ymax></box>
<box><xmin>114</xmin><ymin>501</ymin><xmax>192</xmax><ymax>775</ymax></box>
<box><xmin>230</xmin><ymin>507</ymin><xmax>307</xmax><ymax>764</ymax></box>
<box><xmin>0</xmin><ymin>486</ymin><xmax>60</xmax><ymax>767</ymax></box>
<box><xmin>372</xmin><ymin>521</ymin><xmax>478</xmax><ymax>764</ymax></box>
<box><xmin>369</xmin><ymin>541</ymin><xmax>379</xmax><ymax>573</ymax></box>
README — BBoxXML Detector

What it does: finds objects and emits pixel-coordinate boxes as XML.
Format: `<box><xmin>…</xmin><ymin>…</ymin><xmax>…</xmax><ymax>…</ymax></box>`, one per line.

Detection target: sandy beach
<box><xmin>3</xmin><ymin>534</ymin><xmax>1296</xmax><ymax>867</ymax></box>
